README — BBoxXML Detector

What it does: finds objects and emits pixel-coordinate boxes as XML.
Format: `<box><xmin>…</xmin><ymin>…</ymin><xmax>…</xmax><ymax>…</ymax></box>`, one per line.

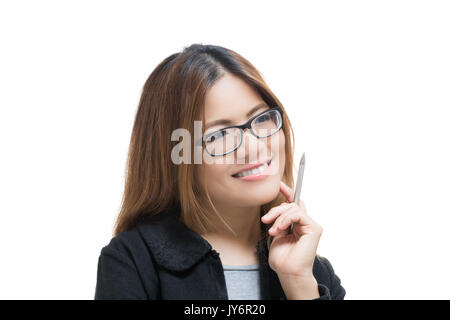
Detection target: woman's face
<box><xmin>195</xmin><ymin>73</ymin><xmax>286</xmax><ymax>209</ymax></box>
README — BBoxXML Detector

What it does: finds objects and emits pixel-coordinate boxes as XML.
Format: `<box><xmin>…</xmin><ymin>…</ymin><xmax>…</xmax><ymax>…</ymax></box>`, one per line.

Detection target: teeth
<box><xmin>234</xmin><ymin>161</ymin><xmax>270</xmax><ymax>178</ymax></box>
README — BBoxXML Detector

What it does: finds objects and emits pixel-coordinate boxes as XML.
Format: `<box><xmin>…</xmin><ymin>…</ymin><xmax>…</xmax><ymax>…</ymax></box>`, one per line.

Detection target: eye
<box><xmin>205</xmin><ymin>129</ymin><xmax>228</xmax><ymax>143</ymax></box>
<box><xmin>254</xmin><ymin>113</ymin><xmax>272</xmax><ymax>124</ymax></box>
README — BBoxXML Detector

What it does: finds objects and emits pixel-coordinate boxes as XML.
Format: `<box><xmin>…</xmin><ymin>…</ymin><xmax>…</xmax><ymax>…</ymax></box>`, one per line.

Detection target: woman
<box><xmin>94</xmin><ymin>44</ymin><xmax>345</xmax><ymax>300</ymax></box>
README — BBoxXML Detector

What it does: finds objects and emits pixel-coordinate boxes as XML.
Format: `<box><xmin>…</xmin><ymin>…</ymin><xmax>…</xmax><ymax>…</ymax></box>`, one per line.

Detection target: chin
<box><xmin>234</xmin><ymin>176</ymin><xmax>281</xmax><ymax>206</ymax></box>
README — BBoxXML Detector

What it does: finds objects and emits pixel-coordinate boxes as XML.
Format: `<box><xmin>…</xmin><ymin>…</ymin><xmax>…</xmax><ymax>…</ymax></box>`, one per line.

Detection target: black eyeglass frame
<box><xmin>202</xmin><ymin>106</ymin><xmax>284</xmax><ymax>157</ymax></box>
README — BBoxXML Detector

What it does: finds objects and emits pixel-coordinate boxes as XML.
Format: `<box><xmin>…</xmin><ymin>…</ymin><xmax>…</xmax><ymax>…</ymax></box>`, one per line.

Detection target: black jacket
<box><xmin>94</xmin><ymin>207</ymin><xmax>346</xmax><ymax>300</ymax></box>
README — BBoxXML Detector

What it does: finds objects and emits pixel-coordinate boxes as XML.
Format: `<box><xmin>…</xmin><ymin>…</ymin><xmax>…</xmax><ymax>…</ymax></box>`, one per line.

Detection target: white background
<box><xmin>1</xmin><ymin>0</ymin><xmax>449</xmax><ymax>299</ymax></box>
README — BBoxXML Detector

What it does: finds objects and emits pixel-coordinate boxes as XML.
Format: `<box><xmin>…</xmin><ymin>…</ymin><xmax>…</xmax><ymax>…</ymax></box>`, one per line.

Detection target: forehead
<box><xmin>203</xmin><ymin>73</ymin><xmax>263</xmax><ymax>121</ymax></box>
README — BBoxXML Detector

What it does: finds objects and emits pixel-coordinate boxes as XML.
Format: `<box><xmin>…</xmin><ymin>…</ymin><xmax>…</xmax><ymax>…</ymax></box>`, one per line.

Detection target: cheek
<box><xmin>281</xmin><ymin>132</ymin><xmax>286</xmax><ymax>162</ymax></box>
<box><xmin>195</xmin><ymin>161</ymin><xmax>230</xmax><ymax>189</ymax></box>
<box><xmin>268</xmin><ymin>129</ymin><xmax>286</xmax><ymax>157</ymax></box>
<box><xmin>278</xmin><ymin>129</ymin><xmax>286</xmax><ymax>151</ymax></box>
<box><xmin>279</xmin><ymin>131</ymin><xmax>286</xmax><ymax>173</ymax></box>
<box><xmin>270</xmin><ymin>129</ymin><xmax>286</xmax><ymax>176</ymax></box>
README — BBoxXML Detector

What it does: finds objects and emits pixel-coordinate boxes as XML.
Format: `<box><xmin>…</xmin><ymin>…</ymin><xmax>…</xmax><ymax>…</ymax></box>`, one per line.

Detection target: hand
<box><xmin>261</xmin><ymin>181</ymin><xmax>323</xmax><ymax>279</ymax></box>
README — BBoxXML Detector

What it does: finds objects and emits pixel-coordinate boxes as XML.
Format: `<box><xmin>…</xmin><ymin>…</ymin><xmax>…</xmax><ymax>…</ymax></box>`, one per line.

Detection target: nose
<box><xmin>236</xmin><ymin>128</ymin><xmax>270</xmax><ymax>164</ymax></box>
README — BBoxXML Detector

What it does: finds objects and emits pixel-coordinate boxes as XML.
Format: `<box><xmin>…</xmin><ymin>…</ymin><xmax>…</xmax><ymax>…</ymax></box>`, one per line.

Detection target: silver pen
<box><xmin>289</xmin><ymin>152</ymin><xmax>305</xmax><ymax>233</ymax></box>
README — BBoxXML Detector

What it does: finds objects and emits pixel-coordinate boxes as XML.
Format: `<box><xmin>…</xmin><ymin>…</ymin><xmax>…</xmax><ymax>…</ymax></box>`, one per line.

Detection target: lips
<box><xmin>232</xmin><ymin>159</ymin><xmax>272</xmax><ymax>177</ymax></box>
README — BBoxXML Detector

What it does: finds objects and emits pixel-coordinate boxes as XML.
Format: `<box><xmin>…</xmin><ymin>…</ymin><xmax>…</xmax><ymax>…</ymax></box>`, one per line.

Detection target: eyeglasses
<box><xmin>202</xmin><ymin>106</ymin><xmax>284</xmax><ymax>157</ymax></box>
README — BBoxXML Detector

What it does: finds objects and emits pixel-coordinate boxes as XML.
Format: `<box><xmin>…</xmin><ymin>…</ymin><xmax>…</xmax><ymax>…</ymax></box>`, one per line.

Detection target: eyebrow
<box><xmin>204</xmin><ymin>102</ymin><xmax>269</xmax><ymax>131</ymax></box>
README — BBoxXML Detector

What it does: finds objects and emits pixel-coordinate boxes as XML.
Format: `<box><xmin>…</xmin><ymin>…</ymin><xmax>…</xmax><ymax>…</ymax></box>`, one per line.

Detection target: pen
<box><xmin>289</xmin><ymin>152</ymin><xmax>305</xmax><ymax>233</ymax></box>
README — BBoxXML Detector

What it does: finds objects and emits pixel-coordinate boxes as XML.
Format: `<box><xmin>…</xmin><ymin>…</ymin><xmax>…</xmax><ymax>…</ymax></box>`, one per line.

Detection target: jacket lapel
<box><xmin>137</xmin><ymin>208</ymin><xmax>212</xmax><ymax>272</ymax></box>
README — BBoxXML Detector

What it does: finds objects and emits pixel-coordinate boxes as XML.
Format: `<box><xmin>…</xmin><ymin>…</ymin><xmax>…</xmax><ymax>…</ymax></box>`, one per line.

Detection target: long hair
<box><xmin>113</xmin><ymin>44</ymin><xmax>295</xmax><ymax>241</ymax></box>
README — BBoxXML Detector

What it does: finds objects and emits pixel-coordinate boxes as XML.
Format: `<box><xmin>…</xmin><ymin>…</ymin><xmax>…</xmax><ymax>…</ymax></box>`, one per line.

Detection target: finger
<box><xmin>261</xmin><ymin>202</ymin><xmax>296</xmax><ymax>224</ymax></box>
<box><xmin>269</xmin><ymin>206</ymin><xmax>299</xmax><ymax>233</ymax></box>
<box><xmin>269</xmin><ymin>207</ymin><xmax>315</xmax><ymax>236</ymax></box>
<box><xmin>261</xmin><ymin>202</ymin><xmax>294</xmax><ymax>224</ymax></box>
<box><xmin>280</xmin><ymin>181</ymin><xmax>294</xmax><ymax>203</ymax></box>
<box><xmin>268</xmin><ymin>206</ymin><xmax>299</xmax><ymax>235</ymax></box>
<box><xmin>269</xmin><ymin>224</ymin><xmax>290</xmax><ymax>238</ymax></box>
<box><xmin>280</xmin><ymin>210</ymin><xmax>313</xmax><ymax>231</ymax></box>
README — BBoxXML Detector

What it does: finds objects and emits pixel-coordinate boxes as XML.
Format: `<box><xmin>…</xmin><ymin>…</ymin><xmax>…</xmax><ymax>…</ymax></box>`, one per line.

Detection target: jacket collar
<box><xmin>135</xmin><ymin>206</ymin><xmax>271</xmax><ymax>274</ymax></box>
<box><xmin>136</xmin><ymin>207</ymin><xmax>213</xmax><ymax>272</ymax></box>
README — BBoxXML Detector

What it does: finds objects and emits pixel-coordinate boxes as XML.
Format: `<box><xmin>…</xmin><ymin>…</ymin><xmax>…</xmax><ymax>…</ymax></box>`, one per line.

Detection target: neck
<box><xmin>200</xmin><ymin>204</ymin><xmax>262</xmax><ymax>249</ymax></box>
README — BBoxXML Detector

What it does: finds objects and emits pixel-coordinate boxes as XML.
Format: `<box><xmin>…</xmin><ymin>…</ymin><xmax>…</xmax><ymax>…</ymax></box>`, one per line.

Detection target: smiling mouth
<box><xmin>232</xmin><ymin>159</ymin><xmax>272</xmax><ymax>178</ymax></box>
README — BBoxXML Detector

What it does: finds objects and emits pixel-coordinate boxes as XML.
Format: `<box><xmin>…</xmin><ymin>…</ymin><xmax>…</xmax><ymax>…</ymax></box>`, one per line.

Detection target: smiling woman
<box><xmin>94</xmin><ymin>43</ymin><xmax>345</xmax><ymax>300</ymax></box>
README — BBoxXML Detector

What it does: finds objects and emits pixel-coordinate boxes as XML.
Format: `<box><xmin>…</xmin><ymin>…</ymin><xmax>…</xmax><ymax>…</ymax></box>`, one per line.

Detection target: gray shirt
<box><xmin>222</xmin><ymin>263</ymin><xmax>262</xmax><ymax>300</ymax></box>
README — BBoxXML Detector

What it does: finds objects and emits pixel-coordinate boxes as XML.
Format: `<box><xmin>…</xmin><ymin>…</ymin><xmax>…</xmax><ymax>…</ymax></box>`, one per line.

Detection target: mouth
<box><xmin>232</xmin><ymin>159</ymin><xmax>272</xmax><ymax>179</ymax></box>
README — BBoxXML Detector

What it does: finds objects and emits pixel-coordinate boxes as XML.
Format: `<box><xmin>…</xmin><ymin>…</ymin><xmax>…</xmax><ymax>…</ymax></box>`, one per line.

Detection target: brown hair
<box><xmin>113</xmin><ymin>44</ymin><xmax>295</xmax><ymax>241</ymax></box>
